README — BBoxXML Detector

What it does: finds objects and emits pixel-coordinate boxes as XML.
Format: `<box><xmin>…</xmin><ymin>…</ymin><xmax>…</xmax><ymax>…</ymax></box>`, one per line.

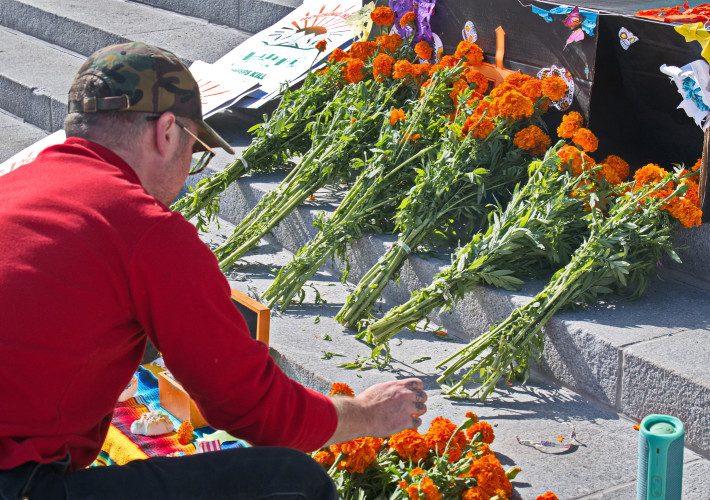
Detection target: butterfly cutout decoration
<box><xmin>618</xmin><ymin>27</ymin><xmax>639</xmax><ymax>50</ymax></box>
<box><xmin>563</xmin><ymin>6</ymin><xmax>585</xmax><ymax>48</ymax></box>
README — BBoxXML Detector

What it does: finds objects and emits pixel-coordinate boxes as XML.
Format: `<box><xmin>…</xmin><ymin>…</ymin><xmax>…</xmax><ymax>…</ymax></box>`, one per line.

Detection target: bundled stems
<box><xmin>171</xmin><ymin>71</ymin><xmax>339</xmax><ymax>222</ymax></box>
<box><xmin>213</xmin><ymin>79</ymin><xmax>407</xmax><ymax>270</ymax></box>
<box><xmin>260</xmin><ymin>68</ymin><xmax>461</xmax><ymax>309</ymax></box>
<box><xmin>436</xmin><ymin>174</ymin><xmax>687</xmax><ymax>400</ymax></box>
<box><xmin>365</xmin><ymin>145</ymin><xmax>593</xmax><ymax>346</ymax></box>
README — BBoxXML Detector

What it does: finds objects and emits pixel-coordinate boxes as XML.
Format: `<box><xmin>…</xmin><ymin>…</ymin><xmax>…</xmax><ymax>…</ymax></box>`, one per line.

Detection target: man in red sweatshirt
<box><xmin>0</xmin><ymin>42</ymin><xmax>427</xmax><ymax>499</ymax></box>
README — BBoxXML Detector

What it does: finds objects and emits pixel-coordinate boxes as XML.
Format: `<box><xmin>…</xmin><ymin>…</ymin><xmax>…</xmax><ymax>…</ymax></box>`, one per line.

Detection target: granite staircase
<box><xmin>1</xmin><ymin>0</ymin><xmax>709</xmax><ymax>497</ymax></box>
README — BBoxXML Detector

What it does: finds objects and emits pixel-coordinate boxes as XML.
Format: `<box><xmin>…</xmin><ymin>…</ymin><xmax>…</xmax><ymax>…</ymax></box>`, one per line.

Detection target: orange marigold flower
<box><xmin>454</xmin><ymin>40</ymin><xmax>484</xmax><ymax>65</ymax></box>
<box><xmin>405</xmin><ymin>476</ymin><xmax>442</xmax><ymax>500</ymax></box>
<box><xmin>467</xmin><ymin>454</ymin><xmax>513</xmax><ymax>498</ymax></box>
<box><xmin>373</xmin><ymin>53</ymin><xmax>395</xmax><ymax>81</ymax></box>
<box><xmin>464</xmin><ymin>69</ymin><xmax>488</xmax><ymax>94</ymax></box>
<box><xmin>597</xmin><ymin>163</ymin><xmax>622</xmax><ymax>186</ymax></box>
<box><xmin>503</xmin><ymin>71</ymin><xmax>534</xmax><ymax>87</ymax></box>
<box><xmin>463</xmin><ymin>116</ymin><xmax>496</xmax><ymax>140</ymax></box>
<box><xmin>513</xmin><ymin>125</ymin><xmax>551</xmax><ymax>156</ymax></box>
<box><xmin>329</xmin><ymin>382</ymin><xmax>355</xmax><ymax>397</ymax></box>
<box><xmin>520</xmin><ymin>79</ymin><xmax>543</xmax><ymax>100</ymax></box>
<box><xmin>542</xmin><ymin>75</ymin><xmax>568</xmax><ymax>101</ymax></box>
<box><xmin>313</xmin><ymin>449</ymin><xmax>335</xmax><ymax>467</ymax></box>
<box><xmin>388</xmin><ymin>428</ymin><xmax>429</xmax><ymax>463</ymax></box>
<box><xmin>343</xmin><ymin>58</ymin><xmax>365</xmax><ymax>84</ymax></box>
<box><xmin>666</xmin><ymin>197</ymin><xmax>703</xmax><ymax>227</ymax></box>
<box><xmin>465</xmin><ymin>412</ymin><xmax>479</xmax><ymax>423</ymax></box>
<box><xmin>413</xmin><ymin>63</ymin><xmax>432</xmax><ymax>79</ymax></box>
<box><xmin>330</xmin><ymin>436</ymin><xmax>383</xmax><ymax>473</ymax></box>
<box><xmin>466</xmin><ymin>421</ymin><xmax>496</xmax><ymax>444</ymax></box>
<box><xmin>536</xmin><ymin>492</ymin><xmax>560</xmax><ymax>500</ymax></box>
<box><xmin>410</xmin><ymin>466</ymin><xmax>426</xmax><ymax>477</ymax></box>
<box><xmin>176</xmin><ymin>420</ymin><xmax>194</xmax><ymax>445</ymax></box>
<box><xmin>328</xmin><ymin>48</ymin><xmax>349</xmax><ymax>64</ymax></box>
<box><xmin>602</xmin><ymin>154</ymin><xmax>630</xmax><ymax>181</ymax></box>
<box><xmin>692</xmin><ymin>158</ymin><xmax>702</xmax><ymax>171</ymax></box>
<box><xmin>390</xmin><ymin>108</ymin><xmax>406</xmax><ymax>126</ymax></box>
<box><xmin>490</xmin><ymin>90</ymin><xmax>535</xmax><ymax>120</ymax></box>
<box><xmin>393</xmin><ymin>60</ymin><xmax>416</xmax><ymax>80</ymax></box>
<box><xmin>349</xmin><ymin>41</ymin><xmax>378</xmax><ymax>61</ymax></box>
<box><xmin>557</xmin><ymin>111</ymin><xmax>584</xmax><ymax>139</ymax></box>
<box><xmin>450</xmin><ymin>78</ymin><xmax>470</xmax><ymax>107</ymax></box>
<box><xmin>462</xmin><ymin>486</ymin><xmax>489</xmax><ymax>500</ymax></box>
<box><xmin>680</xmin><ymin>178</ymin><xmax>700</xmax><ymax>206</ymax></box>
<box><xmin>415</xmin><ymin>41</ymin><xmax>433</xmax><ymax>61</ymax></box>
<box><xmin>572</xmin><ymin>127</ymin><xmax>599</xmax><ymax>153</ymax></box>
<box><xmin>439</xmin><ymin>55</ymin><xmax>458</xmax><ymax>69</ymax></box>
<box><xmin>315</xmin><ymin>40</ymin><xmax>327</xmax><ymax>52</ymax></box>
<box><xmin>634</xmin><ymin>163</ymin><xmax>670</xmax><ymax>187</ymax></box>
<box><xmin>400</xmin><ymin>11</ymin><xmax>416</xmax><ymax>27</ymax></box>
<box><xmin>557</xmin><ymin>145</ymin><xmax>595</xmax><ymax>176</ymax></box>
<box><xmin>377</xmin><ymin>33</ymin><xmax>402</xmax><ymax>54</ymax></box>
<box><xmin>403</xmin><ymin>132</ymin><xmax>421</xmax><ymax>143</ymax></box>
<box><xmin>371</xmin><ymin>6</ymin><xmax>395</xmax><ymax>26</ymax></box>
<box><xmin>425</xmin><ymin>416</ymin><xmax>469</xmax><ymax>462</ymax></box>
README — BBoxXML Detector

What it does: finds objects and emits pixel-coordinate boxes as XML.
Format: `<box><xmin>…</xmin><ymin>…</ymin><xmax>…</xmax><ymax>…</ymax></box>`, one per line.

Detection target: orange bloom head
<box><xmin>404</xmin><ymin>476</ymin><xmax>442</xmax><ymax>500</ymax></box>
<box><xmin>692</xmin><ymin>158</ymin><xmax>702</xmax><ymax>171</ymax></box>
<box><xmin>464</xmin><ymin>69</ymin><xmax>489</xmax><ymax>94</ymax></box>
<box><xmin>415</xmin><ymin>41</ymin><xmax>433</xmax><ymax>61</ymax></box>
<box><xmin>413</xmin><ymin>63</ymin><xmax>433</xmax><ymax>78</ymax></box>
<box><xmin>450</xmin><ymin>78</ymin><xmax>470</xmax><ymax>107</ymax></box>
<box><xmin>454</xmin><ymin>40</ymin><xmax>484</xmax><ymax>65</ymax></box>
<box><xmin>536</xmin><ymin>492</ymin><xmax>560</xmax><ymax>500</ymax></box>
<box><xmin>557</xmin><ymin>145</ymin><xmax>595</xmax><ymax>176</ymax></box>
<box><xmin>393</xmin><ymin>59</ymin><xmax>416</xmax><ymax>80</ymax></box>
<box><xmin>557</xmin><ymin>111</ymin><xmax>584</xmax><ymax>139</ymax></box>
<box><xmin>371</xmin><ymin>6</ymin><xmax>395</xmax><ymax>26</ymax></box>
<box><xmin>466</xmin><ymin>421</ymin><xmax>496</xmax><ymax>444</ymax></box>
<box><xmin>634</xmin><ymin>163</ymin><xmax>670</xmax><ymax>187</ymax></box>
<box><xmin>602</xmin><ymin>154</ymin><xmax>630</xmax><ymax>181</ymax></box>
<box><xmin>373</xmin><ymin>53</ymin><xmax>395</xmax><ymax>81</ymax></box>
<box><xmin>376</xmin><ymin>33</ymin><xmax>402</xmax><ymax>54</ymax></box>
<box><xmin>462</xmin><ymin>486</ymin><xmax>489</xmax><ymax>500</ymax></box>
<box><xmin>513</xmin><ymin>125</ymin><xmax>551</xmax><ymax>156</ymax></box>
<box><xmin>343</xmin><ymin>58</ymin><xmax>365</xmax><ymax>84</ymax></box>
<box><xmin>328</xmin><ymin>48</ymin><xmax>349</xmax><ymax>65</ymax></box>
<box><xmin>490</xmin><ymin>89</ymin><xmax>535</xmax><ymax>120</ymax></box>
<box><xmin>542</xmin><ymin>75</ymin><xmax>568</xmax><ymax>101</ymax></box>
<box><xmin>439</xmin><ymin>55</ymin><xmax>458</xmax><ymax>69</ymax></box>
<box><xmin>330</xmin><ymin>436</ymin><xmax>383</xmax><ymax>473</ymax></box>
<box><xmin>329</xmin><ymin>382</ymin><xmax>355</xmax><ymax>397</ymax></box>
<box><xmin>467</xmin><ymin>454</ymin><xmax>513</xmax><ymax>498</ymax></box>
<box><xmin>390</xmin><ymin>108</ymin><xmax>406</xmax><ymax>126</ymax></box>
<box><xmin>400</xmin><ymin>11</ymin><xmax>416</xmax><ymax>27</ymax></box>
<box><xmin>349</xmin><ymin>41</ymin><xmax>377</xmax><ymax>61</ymax></box>
<box><xmin>315</xmin><ymin>40</ymin><xmax>327</xmax><ymax>52</ymax></box>
<box><xmin>425</xmin><ymin>416</ymin><xmax>469</xmax><ymax>462</ymax></box>
<box><xmin>176</xmin><ymin>420</ymin><xmax>194</xmax><ymax>445</ymax></box>
<box><xmin>597</xmin><ymin>163</ymin><xmax>622</xmax><ymax>186</ymax></box>
<box><xmin>313</xmin><ymin>449</ymin><xmax>335</xmax><ymax>467</ymax></box>
<box><xmin>388</xmin><ymin>428</ymin><xmax>429</xmax><ymax>463</ymax></box>
<box><xmin>503</xmin><ymin>72</ymin><xmax>534</xmax><ymax>87</ymax></box>
<box><xmin>520</xmin><ymin>78</ymin><xmax>543</xmax><ymax>100</ymax></box>
<box><xmin>572</xmin><ymin>127</ymin><xmax>599</xmax><ymax>153</ymax></box>
<box><xmin>666</xmin><ymin>197</ymin><xmax>703</xmax><ymax>227</ymax></box>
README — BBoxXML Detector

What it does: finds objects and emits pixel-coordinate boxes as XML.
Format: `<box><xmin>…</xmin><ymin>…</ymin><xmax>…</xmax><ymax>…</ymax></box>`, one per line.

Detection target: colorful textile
<box><xmin>92</xmin><ymin>366</ymin><xmax>249</xmax><ymax>467</ymax></box>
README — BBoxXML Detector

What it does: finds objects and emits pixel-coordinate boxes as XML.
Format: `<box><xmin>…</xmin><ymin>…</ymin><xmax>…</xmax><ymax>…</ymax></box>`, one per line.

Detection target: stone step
<box><xmin>183</xmin><ymin>129</ymin><xmax>710</xmax><ymax>458</ymax></box>
<box><xmin>0</xmin><ymin>109</ymin><xmax>49</xmax><ymax>163</ymax></box>
<box><xmin>197</xmin><ymin>212</ymin><xmax>710</xmax><ymax>499</ymax></box>
<box><xmin>0</xmin><ymin>0</ymin><xmax>256</xmax><ymax>131</ymax></box>
<box><xmin>130</xmin><ymin>0</ymin><xmax>302</xmax><ymax>34</ymax></box>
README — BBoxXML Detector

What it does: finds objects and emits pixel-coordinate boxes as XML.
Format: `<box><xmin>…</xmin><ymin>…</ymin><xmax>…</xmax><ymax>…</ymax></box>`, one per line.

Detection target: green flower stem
<box><xmin>435</xmin><ymin>177</ymin><xmax>685</xmax><ymax>400</ymax></box>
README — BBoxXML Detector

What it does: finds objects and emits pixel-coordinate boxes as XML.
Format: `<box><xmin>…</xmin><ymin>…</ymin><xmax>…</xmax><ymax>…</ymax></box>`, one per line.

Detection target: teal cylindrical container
<box><xmin>636</xmin><ymin>414</ymin><xmax>684</xmax><ymax>500</ymax></box>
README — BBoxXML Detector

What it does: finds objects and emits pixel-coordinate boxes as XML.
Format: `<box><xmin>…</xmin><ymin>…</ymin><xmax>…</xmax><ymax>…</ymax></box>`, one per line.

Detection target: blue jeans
<box><xmin>0</xmin><ymin>448</ymin><xmax>337</xmax><ymax>499</ymax></box>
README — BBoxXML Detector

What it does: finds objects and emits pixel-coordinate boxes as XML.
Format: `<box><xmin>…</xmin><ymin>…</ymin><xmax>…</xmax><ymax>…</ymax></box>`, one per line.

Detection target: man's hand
<box><xmin>324</xmin><ymin>378</ymin><xmax>427</xmax><ymax>447</ymax></box>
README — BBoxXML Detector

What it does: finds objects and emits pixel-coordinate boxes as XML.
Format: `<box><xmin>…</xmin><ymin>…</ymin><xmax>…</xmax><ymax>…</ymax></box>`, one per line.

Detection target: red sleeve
<box><xmin>127</xmin><ymin>214</ymin><xmax>337</xmax><ymax>451</ymax></box>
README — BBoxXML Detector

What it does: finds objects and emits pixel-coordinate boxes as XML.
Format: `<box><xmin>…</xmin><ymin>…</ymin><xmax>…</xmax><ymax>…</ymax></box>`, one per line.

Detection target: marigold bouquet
<box><xmin>261</xmin><ymin>64</ymin><xmax>461</xmax><ymax>309</ymax></box>
<box><xmin>437</xmin><ymin>161</ymin><xmax>702</xmax><ymax>399</ymax></box>
<box><xmin>314</xmin><ymin>383</ymin><xmax>529</xmax><ymax>499</ymax></box>
<box><xmin>336</xmin><ymin>70</ymin><xmax>568</xmax><ymax>329</ymax></box>
<box><xmin>364</xmin><ymin>142</ymin><xmax>600</xmax><ymax>348</ymax></box>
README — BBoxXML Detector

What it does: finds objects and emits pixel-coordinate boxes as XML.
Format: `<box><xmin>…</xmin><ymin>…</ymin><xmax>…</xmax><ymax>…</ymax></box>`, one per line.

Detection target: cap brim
<box><xmin>197</xmin><ymin>119</ymin><xmax>235</xmax><ymax>155</ymax></box>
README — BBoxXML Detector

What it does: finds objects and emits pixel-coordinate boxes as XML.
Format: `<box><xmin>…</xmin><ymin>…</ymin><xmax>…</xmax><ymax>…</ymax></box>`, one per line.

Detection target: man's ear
<box><xmin>152</xmin><ymin>112</ymin><xmax>179</xmax><ymax>158</ymax></box>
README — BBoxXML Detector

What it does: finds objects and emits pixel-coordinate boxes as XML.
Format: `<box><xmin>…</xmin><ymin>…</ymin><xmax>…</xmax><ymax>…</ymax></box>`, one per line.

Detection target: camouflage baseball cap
<box><xmin>68</xmin><ymin>42</ymin><xmax>234</xmax><ymax>154</ymax></box>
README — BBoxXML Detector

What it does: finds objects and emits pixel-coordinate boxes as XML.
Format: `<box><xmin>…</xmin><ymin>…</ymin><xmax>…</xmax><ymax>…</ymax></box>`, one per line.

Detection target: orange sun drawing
<box><xmin>266</xmin><ymin>3</ymin><xmax>357</xmax><ymax>50</ymax></box>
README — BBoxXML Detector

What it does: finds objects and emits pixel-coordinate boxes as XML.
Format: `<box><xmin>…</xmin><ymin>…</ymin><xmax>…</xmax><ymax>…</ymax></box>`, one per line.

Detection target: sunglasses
<box><xmin>146</xmin><ymin>115</ymin><xmax>216</xmax><ymax>175</ymax></box>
